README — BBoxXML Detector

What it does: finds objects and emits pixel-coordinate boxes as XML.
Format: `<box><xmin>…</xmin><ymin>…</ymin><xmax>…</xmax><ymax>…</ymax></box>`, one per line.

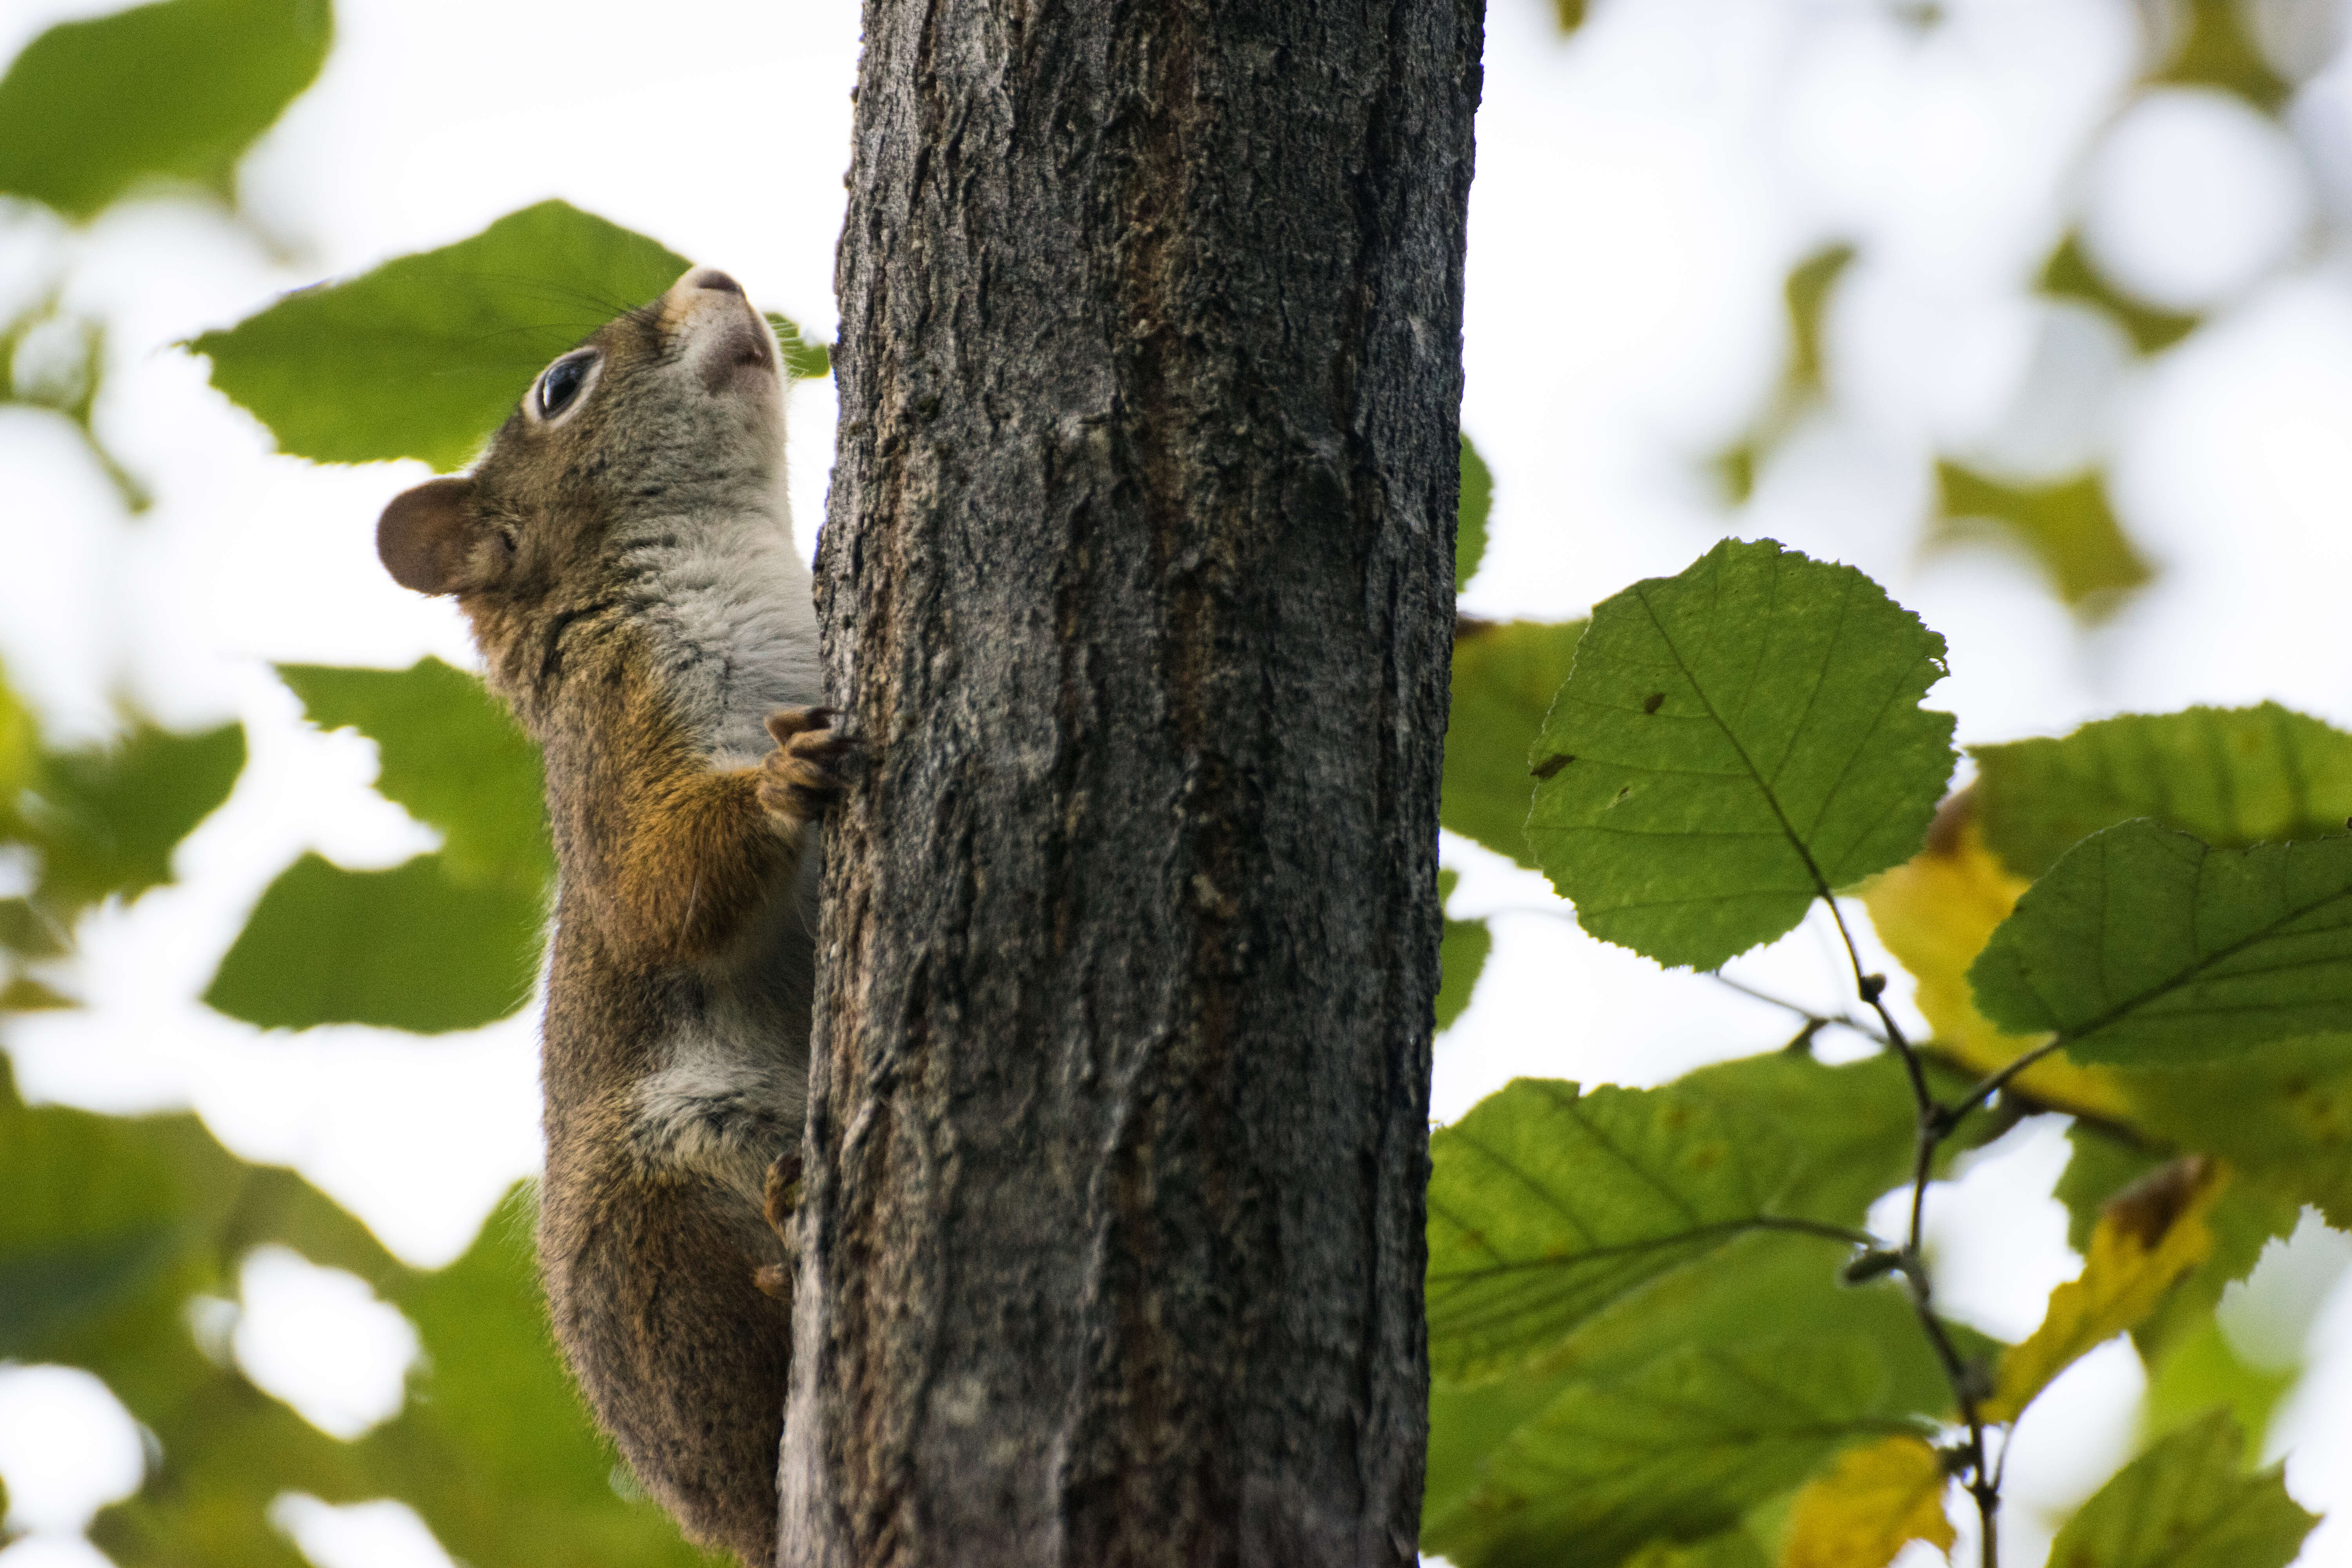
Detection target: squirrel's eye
<box><xmin>537</xmin><ymin>353</ymin><xmax>595</xmax><ymax>419</ymax></box>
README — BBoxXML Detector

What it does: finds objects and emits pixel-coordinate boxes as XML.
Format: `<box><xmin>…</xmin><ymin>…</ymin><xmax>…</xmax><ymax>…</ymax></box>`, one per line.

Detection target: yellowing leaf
<box><xmin>1779</xmin><ymin>1436</ymin><xmax>1954</xmax><ymax>1568</ymax></box>
<box><xmin>1985</xmin><ymin>1157</ymin><xmax>2227</xmax><ymax>1422</ymax></box>
<box><xmin>1859</xmin><ymin>795</ymin><xmax>2132</xmax><ymax>1121</ymax></box>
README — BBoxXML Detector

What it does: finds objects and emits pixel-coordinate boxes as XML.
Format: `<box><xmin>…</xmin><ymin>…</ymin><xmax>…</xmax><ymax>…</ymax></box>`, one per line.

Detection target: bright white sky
<box><xmin>6</xmin><ymin>0</ymin><xmax>2352</xmax><ymax>1564</ymax></box>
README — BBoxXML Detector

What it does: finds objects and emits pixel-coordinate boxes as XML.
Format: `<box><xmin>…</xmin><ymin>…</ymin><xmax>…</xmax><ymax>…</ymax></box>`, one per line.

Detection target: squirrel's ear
<box><xmin>378</xmin><ymin>476</ymin><xmax>485</xmax><ymax>595</ymax></box>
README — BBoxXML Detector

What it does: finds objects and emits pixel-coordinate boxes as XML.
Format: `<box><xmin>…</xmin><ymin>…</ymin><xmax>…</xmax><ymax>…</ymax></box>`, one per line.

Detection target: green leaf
<box><xmin>1436</xmin><ymin>869</ymin><xmax>1490</xmax><ymax>1033</ymax></box>
<box><xmin>1970</xmin><ymin>820</ymin><xmax>2352</xmax><ymax>1065</ymax></box>
<box><xmin>2045</xmin><ymin>1410</ymin><xmax>2314</xmax><ymax>1568</ymax></box>
<box><xmin>2040</xmin><ymin>233</ymin><xmax>2199</xmax><ymax>355</ymax></box>
<box><xmin>2143</xmin><ymin>1314</ymin><xmax>2300</xmax><ymax>1455</ymax></box>
<box><xmin>1457</xmin><ymin>434</ymin><xmax>1492</xmax><ymax>593</ymax></box>
<box><xmin>1933</xmin><ymin>462</ymin><xmax>2152</xmax><ymax>619</ymax></box>
<box><xmin>204</xmin><ymin>851</ymin><xmax>542</xmax><ymax>1033</ymax></box>
<box><xmin>1429</xmin><ymin>1079</ymin><xmax>1798</xmax><ymax>1384</ymax></box>
<box><xmin>1973</xmin><ymin>702</ymin><xmax>2352</xmax><ymax>881</ymax></box>
<box><xmin>1620</xmin><ymin>1534</ymin><xmax>1770</xmax><ymax>1568</ymax></box>
<box><xmin>354</xmin><ymin>1196</ymin><xmax>706</xmax><ymax>1564</ymax></box>
<box><xmin>761</xmin><ymin>312</ymin><xmax>831</xmax><ymax>379</ymax></box>
<box><xmin>279</xmin><ymin>659</ymin><xmax>550</xmax><ymax>891</ymax></box>
<box><xmin>189</xmin><ymin>200</ymin><xmax>690</xmax><ymax>470</ymax></box>
<box><xmin>2114</xmin><ymin>1033</ymin><xmax>2352</xmax><ymax>1230</ymax></box>
<box><xmin>0</xmin><ymin>1060</ymin><xmax>701</xmax><ymax>1566</ymax></box>
<box><xmin>2152</xmin><ymin>0</ymin><xmax>2293</xmax><ymax>113</ymax></box>
<box><xmin>23</xmin><ymin>719</ymin><xmax>245</xmax><ymax>915</ymax></box>
<box><xmin>1444</xmin><ymin>617</ymin><xmax>1585</xmax><ymax>868</ymax></box>
<box><xmin>1425</xmin><ymin>1228</ymin><xmax>1984</xmax><ymax>1553</ymax></box>
<box><xmin>1527</xmin><ymin>539</ymin><xmax>1956</xmax><ymax>969</ymax></box>
<box><xmin>0</xmin><ymin>897</ymin><xmax>69</xmax><ymax>958</ymax></box>
<box><xmin>1426</xmin><ymin>1056</ymin><xmax>1927</xmax><ymax>1383</ymax></box>
<box><xmin>1425</xmin><ymin>1340</ymin><xmax>1915</xmax><ymax>1568</ymax></box>
<box><xmin>0</xmin><ymin>0</ymin><xmax>330</xmax><ymax>220</ymax></box>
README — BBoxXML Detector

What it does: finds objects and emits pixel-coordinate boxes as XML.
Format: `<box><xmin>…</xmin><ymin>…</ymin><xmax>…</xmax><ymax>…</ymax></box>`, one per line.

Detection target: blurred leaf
<box><xmin>1426</xmin><ymin>1230</ymin><xmax>1985</xmax><ymax>1560</ymax></box>
<box><xmin>1715</xmin><ymin>443</ymin><xmax>1761</xmax><ymax>507</ymax></box>
<box><xmin>0</xmin><ymin>308</ymin><xmax>152</xmax><ymax>511</ymax></box>
<box><xmin>279</xmin><ymin>659</ymin><xmax>550</xmax><ymax>891</ymax></box>
<box><xmin>0</xmin><ymin>897</ymin><xmax>69</xmax><ymax>957</ymax></box>
<box><xmin>0</xmin><ymin>0</ymin><xmax>330</xmax><ymax>220</ymax></box>
<box><xmin>1552</xmin><ymin>0</ymin><xmax>1590</xmax><ymax>33</ymax></box>
<box><xmin>2053</xmin><ymin>1124</ymin><xmax>2299</xmax><ymax>1360</ymax></box>
<box><xmin>2143</xmin><ymin>1312</ymin><xmax>2300</xmax><ymax>1452</ymax></box>
<box><xmin>760</xmin><ymin>311</ymin><xmax>830</xmax><ymax>379</ymax></box>
<box><xmin>1528</xmin><ymin>539</ymin><xmax>1955</xmax><ymax>969</ymax></box>
<box><xmin>1860</xmin><ymin>794</ymin><xmax>2134</xmax><ymax>1120</ymax></box>
<box><xmin>204</xmin><ymin>851</ymin><xmax>541</xmax><ymax>1033</ymax></box>
<box><xmin>1970</xmin><ymin>821</ymin><xmax>2352</xmax><ymax>1065</ymax></box>
<box><xmin>2120</xmin><ymin>1034</ymin><xmax>2352</xmax><ymax>1230</ymax></box>
<box><xmin>2152</xmin><ymin>0</ymin><xmax>2293</xmax><ymax>112</ymax></box>
<box><xmin>1427</xmin><ymin>1056</ymin><xmax>1931</xmax><ymax>1383</ymax></box>
<box><xmin>0</xmin><ymin>1059</ymin><xmax>700</xmax><ymax>1565</ymax></box>
<box><xmin>1777</xmin><ymin>1434</ymin><xmax>1953</xmax><ymax>1568</ymax></box>
<box><xmin>1711</xmin><ymin>245</ymin><xmax>1854</xmax><ymax>505</ymax></box>
<box><xmin>2040</xmin><ymin>233</ymin><xmax>2199</xmax><ymax>355</ymax></box>
<box><xmin>1672</xmin><ymin>1049</ymin><xmax>1992</xmax><ymax>1218</ymax></box>
<box><xmin>1626</xmin><ymin>1535</ymin><xmax>1772</xmax><ymax>1568</ymax></box>
<box><xmin>2045</xmin><ymin>1410</ymin><xmax>2314</xmax><ymax>1568</ymax></box>
<box><xmin>1782</xmin><ymin>245</ymin><xmax>1854</xmax><ymax>398</ymax></box>
<box><xmin>0</xmin><ymin>665</ymin><xmax>35</xmax><ymax>822</ymax></box>
<box><xmin>189</xmin><ymin>200</ymin><xmax>690</xmax><ymax>470</ymax></box>
<box><xmin>1457</xmin><ymin>433</ymin><xmax>1493</xmax><ymax>593</ymax></box>
<box><xmin>22</xmin><ymin>718</ymin><xmax>245</xmax><ymax>915</ymax></box>
<box><xmin>1424</xmin><ymin>1340</ymin><xmax>1921</xmax><ymax>1568</ymax></box>
<box><xmin>0</xmin><ymin>975</ymin><xmax>76</xmax><ymax>1010</ymax></box>
<box><xmin>1985</xmin><ymin>1156</ymin><xmax>2226</xmax><ymax>1422</ymax></box>
<box><xmin>1436</xmin><ymin>869</ymin><xmax>1490</xmax><ymax>1033</ymax></box>
<box><xmin>1932</xmin><ymin>462</ymin><xmax>2152</xmax><ymax>620</ymax></box>
<box><xmin>1972</xmin><ymin>702</ymin><xmax>2352</xmax><ymax>882</ymax></box>
<box><xmin>357</xmin><ymin>1197</ymin><xmax>705</xmax><ymax>1564</ymax></box>
<box><xmin>1443</xmin><ymin>617</ymin><xmax>1585</xmax><ymax>867</ymax></box>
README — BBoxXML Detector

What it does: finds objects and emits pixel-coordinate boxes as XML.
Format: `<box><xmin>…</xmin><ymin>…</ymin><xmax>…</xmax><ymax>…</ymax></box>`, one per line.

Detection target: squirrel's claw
<box><xmin>758</xmin><ymin>707</ymin><xmax>858</xmax><ymax>825</ymax></box>
<box><xmin>752</xmin><ymin>1151</ymin><xmax>804</xmax><ymax>1299</ymax></box>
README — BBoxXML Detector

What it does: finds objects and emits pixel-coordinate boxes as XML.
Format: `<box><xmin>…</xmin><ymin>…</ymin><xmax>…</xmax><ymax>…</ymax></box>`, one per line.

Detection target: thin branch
<box><xmin>1817</xmin><ymin>893</ymin><xmax>2000</xmax><ymax>1568</ymax></box>
<box><xmin>1707</xmin><ymin>969</ymin><xmax>1890</xmax><ymax>1046</ymax></box>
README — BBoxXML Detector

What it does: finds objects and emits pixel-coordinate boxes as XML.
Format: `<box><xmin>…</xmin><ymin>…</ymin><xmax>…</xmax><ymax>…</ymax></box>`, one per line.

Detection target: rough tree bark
<box><xmin>782</xmin><ymin>3</ymin><xmax>1481</xmax><ymax>1564</ymax></box>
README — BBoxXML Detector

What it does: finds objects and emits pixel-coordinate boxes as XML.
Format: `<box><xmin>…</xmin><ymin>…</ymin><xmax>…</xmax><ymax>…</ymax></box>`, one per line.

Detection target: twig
<box><xmin>1707</xmin><ymin>969</ymin><xmax>1890</xmax><ymax>1046</ymax></box>
<box><xmin>1817</xmin><ymin>895</ymin><xmax>2001</xmax><ymax>1568</ymax></box>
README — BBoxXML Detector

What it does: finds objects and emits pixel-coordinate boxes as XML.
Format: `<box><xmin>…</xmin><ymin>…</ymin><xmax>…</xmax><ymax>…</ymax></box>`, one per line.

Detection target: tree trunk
<box><xmin>781</xmin><ymin>3</ymin><xmax>1481</xmax><ymax>1564</ymax></box>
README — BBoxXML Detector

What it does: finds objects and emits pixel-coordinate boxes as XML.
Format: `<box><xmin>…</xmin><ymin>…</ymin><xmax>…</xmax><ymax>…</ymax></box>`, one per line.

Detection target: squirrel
<box><xmin>374</xmin><ymin>265</ymin><xmax>845</xmax><ymax>1565</ymax></box>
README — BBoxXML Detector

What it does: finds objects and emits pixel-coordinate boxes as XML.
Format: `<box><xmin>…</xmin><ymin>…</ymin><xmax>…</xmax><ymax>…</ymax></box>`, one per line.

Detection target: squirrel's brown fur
<box><xmin>377</xmin><ymin>267</ymin><xmax>838</xmax><ymax>1564</ymax></box>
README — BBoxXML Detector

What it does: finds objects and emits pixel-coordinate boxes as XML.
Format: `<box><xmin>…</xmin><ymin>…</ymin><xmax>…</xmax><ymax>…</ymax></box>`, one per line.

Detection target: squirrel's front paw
<box><xmin>753</xmin><ymin>1151</ymin><xmax>804</xmax><ymax>1299</ymax></box>
<box><xmin>758</xmin><ymin>707</ymin><xmax>856</xmax><ymax>830</ymax></box>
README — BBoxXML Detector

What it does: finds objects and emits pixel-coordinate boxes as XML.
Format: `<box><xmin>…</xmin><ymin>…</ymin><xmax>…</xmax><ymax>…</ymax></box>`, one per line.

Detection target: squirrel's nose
<box><xmin>682</xmin><ymin>267</ymin><xmax>744</xmax><ymax>296</ymax></box>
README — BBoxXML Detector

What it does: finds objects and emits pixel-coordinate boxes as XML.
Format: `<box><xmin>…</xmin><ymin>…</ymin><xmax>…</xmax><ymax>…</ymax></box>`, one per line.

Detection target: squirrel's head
<box><xmin>376</xmin><ymin>265</ymin><xmax>790</xmax><ymax>603</ymax></box>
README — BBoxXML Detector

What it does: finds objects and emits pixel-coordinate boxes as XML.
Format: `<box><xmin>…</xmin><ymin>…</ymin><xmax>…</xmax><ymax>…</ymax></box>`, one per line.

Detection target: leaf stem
<box><xmin>1818</xmin><ymin>894</ymin><xmax>2001</xmax><ymax>1568</ymax></box>
<box><xmin>1946</xmin><ymin>1038</ymin><xmax>2068</xmax><ymax>1123</ymax></box>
